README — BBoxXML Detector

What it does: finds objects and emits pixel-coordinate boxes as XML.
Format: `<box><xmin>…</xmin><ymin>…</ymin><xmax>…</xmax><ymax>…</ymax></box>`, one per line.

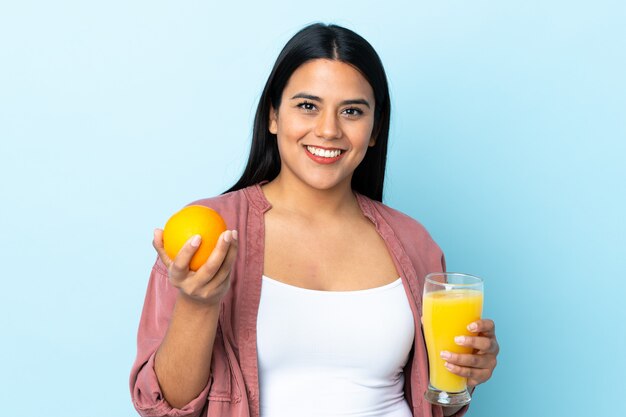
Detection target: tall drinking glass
<box><xmin>423</xmin><ymin>272</ymin><xmax>484</xmax><ymax>407</ymax></box>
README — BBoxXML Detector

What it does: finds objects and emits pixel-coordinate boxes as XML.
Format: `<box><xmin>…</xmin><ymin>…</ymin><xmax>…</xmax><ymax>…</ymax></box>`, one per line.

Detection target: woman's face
<box><xmin>269</xmin><ymin>58</ymin><xmax>376</xmax><ymax>193</ymax></box>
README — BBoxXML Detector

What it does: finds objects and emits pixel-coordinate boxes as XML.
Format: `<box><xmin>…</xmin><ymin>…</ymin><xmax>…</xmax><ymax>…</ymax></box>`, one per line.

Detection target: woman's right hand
<box><xmin>152</xmin><ymin>228</ymin><xmax>238</xmax><ymax>307</ymax></box>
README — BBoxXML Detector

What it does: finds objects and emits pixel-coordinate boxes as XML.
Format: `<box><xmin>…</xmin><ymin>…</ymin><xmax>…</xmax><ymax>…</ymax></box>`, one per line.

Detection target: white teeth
<box><xmin>306</xmin><ymin>146</ymin><xmax>342</xmax><ymax>158</ymax></box>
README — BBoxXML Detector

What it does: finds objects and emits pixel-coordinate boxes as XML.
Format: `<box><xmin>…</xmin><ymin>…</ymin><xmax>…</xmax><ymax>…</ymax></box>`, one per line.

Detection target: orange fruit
<box><xmin>163</xmin><ymin>205</ymin><xmax>228</xmax><ymax>271</ymax></box>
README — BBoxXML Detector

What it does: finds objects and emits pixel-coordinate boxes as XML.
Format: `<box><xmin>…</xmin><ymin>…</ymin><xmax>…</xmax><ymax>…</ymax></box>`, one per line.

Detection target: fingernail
<box><xmin>223</xmin><ymin>231</ymin><xmax>232</xmax><ymax>243</ymax></box>
<box><xmin>232</xmin><ymin>230</ymin><xmax>238</xmax><ymax>241</ymax></box>
<box><xmin>444</xmin><ymin>362</ymin><xmax>453</xmax><ymax>370</ymax></box>
<box><xmin>440</xmin><ymin>351</ymin><xmax>451</xmax><ymax>359</ymax></box>
<box><xmin>468</xmin><ymin>323</ymin><xmax>478</xmax><ymax>332</ymax></box>
<box><xmin>190</xmin><ymin>235</ymin><xmax>201</xmax><ymax>247</ymax></box>
<box><xmin>455</xmin><ymin>336</ymin><xmax>465</xmax><ymax>345</ymax></box>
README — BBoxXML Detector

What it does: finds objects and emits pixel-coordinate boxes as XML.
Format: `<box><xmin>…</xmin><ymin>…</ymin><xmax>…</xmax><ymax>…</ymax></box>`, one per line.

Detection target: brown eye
<box><xmin>298</xmin><ymin>102</ymin><xmax>317</xmax><ymax>112</ymax></box>
<box><xmin>343</xmin><ymin>107</ymin><xmax>363</xmax><ymax>117</ymax></box>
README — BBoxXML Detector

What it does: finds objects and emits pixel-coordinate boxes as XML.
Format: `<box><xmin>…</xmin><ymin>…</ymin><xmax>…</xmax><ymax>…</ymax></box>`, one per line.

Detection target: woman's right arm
<box><xmin>130</xmin><ymin>229</ymin><xmax>238</xmax><ymax>416</ymax></box>
<box><xmin>154</xmin><ymin>292</ymin><xmax>221</xmax><ymax>409</ymax></box>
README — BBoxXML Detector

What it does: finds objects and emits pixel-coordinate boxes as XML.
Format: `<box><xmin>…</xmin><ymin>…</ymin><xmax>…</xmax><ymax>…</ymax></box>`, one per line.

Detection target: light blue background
<box><xmin>1</xmin><ymin>1</ymin><xmax>624</xmax><ymax>416</ymax></box>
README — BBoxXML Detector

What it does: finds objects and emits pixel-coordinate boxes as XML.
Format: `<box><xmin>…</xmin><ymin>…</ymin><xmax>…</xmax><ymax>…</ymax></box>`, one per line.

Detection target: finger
<box><xmin>170</xmin><ymin>234</ymin><xmax>202</xmax><ymax>275</ymax></box>
<box><xmin>204</xmin><ymin>231</ymin><xmax>239</xmax><ymax>287</ymax></box>
<box><xmin>443</xmin><ymin>361</ymin><xmax>493</xmax><ymax>385</ymax></box>
<box><xmin>441</xmin><ymin>351</ymin><xmax>497</xmax><ymax>370</ymax></box>
<box><xmin>152</xmin><ymin>228</ymin><xmax>173</xmax><ymax>268</ymax></box>
<box><xmin>218</xmin><ymin>231</ymin><xmax>239</xmax><ymax>274</ymax></box>
<box><xmin>455</xmin><ymin>335</ymin><xmax>493</xmax><ymax>352</ymax></box>
<box><xmin>492</xmin><ymin>339</ymin><xmax>500</xmax><ymax>355</ymax></box>
<box><xmin>196</xmin><ymin>230</ymin><xmax>236</xmax><ymax>278</ymax></box>
<box><xmin>467</xmin><ymin>319</ymin><xmax>495</xmax><ymax>336</ymax></box>
<box><xmin>184</xmin><ymin>232</ymin><xmax>238</xmax><ymax>301</ymax></box>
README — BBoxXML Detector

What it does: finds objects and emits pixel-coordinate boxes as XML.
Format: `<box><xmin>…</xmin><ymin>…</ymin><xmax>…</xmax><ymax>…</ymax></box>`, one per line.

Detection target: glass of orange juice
<box><xmin>423</xmin><ymin>272</ymin><xmax>483</xmax><ymax>407</ymax></box>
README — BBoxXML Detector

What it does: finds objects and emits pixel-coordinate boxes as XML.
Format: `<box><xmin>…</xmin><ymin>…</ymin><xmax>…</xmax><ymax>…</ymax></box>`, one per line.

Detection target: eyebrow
<box><xmin>290</xmin><ymin>93</ymin><xmax>371</xmax><ymax>109</ymax></box>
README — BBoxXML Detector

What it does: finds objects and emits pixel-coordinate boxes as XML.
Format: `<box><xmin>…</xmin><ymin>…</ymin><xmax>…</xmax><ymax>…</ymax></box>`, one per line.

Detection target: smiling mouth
<box><xmin>305</xmin><ymin>145</ymin><xmax>344</xmax><ymax>158</ymax></box>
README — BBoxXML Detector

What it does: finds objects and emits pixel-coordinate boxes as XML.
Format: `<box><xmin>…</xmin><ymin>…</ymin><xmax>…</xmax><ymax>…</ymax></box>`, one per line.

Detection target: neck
<box><xmin>261</xmin><ymin>175</ymin><xmax>360</xmax><ymax>219</ymax></box>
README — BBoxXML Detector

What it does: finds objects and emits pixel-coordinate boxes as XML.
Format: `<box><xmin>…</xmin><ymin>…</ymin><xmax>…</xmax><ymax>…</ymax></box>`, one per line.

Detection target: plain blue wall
<box><xmin>1</xmin><ymin>1</ymin><xmax>624</xmax><ymax>416</ymax></box>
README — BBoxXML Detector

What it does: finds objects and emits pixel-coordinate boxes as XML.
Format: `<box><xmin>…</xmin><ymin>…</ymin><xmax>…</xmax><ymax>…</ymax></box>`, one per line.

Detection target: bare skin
<box><xmin>263</xmin><ymin>59</ymin><xmax>397</xmax><ymax>289</ymax></box>
<box><xmin>148</xmin><ymin>58</ymin><xmax>499</xmax><ymax>412</ymax></box>
<box><xmin>440</xmin><ymin>319</ymin><xmax>499</xmax><ymax>416</ymax></box>
<box><xmin>264</xmin><ymin>59</ymin><xmax>499</xmax><ymax>414</ymax></box>
<box><xmin>263</xmin><ymin>180</ymin><xmax>399</xmax><ymax>291</ymax></box>
<box><xmin>152</xmin><ymin>229</ymin><xmax>238</xmax><ymax>409</ymax></box>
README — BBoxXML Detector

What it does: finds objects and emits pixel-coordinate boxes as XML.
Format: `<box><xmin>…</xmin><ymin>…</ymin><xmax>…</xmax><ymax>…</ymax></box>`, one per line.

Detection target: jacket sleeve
<box><xmin>129</xmin><ymin>259</ymin><xmax>211</xmax><ymax>417</ymax></box>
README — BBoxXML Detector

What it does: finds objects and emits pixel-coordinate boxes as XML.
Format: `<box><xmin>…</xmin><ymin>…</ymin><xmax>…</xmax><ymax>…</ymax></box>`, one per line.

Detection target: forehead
<box><xmin>282</xmin><ymin>59</ymin><xmax>374</xmax><ymax>101</ymax></box>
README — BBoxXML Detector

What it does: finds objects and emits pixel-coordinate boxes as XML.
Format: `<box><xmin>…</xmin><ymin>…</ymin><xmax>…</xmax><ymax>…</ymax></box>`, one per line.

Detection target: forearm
<box><xmin>155</xmin><ymin>292</ymin><xmax>220</xmax><ymax>409</ymax></box>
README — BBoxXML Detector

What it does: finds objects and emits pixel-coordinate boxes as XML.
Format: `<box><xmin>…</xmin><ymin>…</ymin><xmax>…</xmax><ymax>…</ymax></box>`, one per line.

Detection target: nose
<box><xmin>314</xmin><ymin>109</ymin><xmax>342</xmax><ymax>140</ymax></box>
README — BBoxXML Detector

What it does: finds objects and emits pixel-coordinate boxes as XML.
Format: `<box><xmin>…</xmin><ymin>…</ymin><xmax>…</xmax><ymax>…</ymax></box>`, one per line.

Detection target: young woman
<box><xmin>130</xmin><ymin>23</ymin><xmax>499</xmax><ymax>417</ymax></box>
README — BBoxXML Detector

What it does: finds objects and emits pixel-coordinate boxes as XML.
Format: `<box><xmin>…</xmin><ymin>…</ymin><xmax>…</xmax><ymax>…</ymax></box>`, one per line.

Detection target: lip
<box><xmin>304</xmin><ymin>145</ymin><xmax>346</xmax><ymax>164</ymax></box>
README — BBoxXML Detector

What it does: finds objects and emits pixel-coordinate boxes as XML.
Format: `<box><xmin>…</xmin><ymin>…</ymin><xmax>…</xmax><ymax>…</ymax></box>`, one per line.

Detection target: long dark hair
<box><xmin>225</xmin><ymin>23</ymin><xmax>391</xmax><ymax>202</ymax></box>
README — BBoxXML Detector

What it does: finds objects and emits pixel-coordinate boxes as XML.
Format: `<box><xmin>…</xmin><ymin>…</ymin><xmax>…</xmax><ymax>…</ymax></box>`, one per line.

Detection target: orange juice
<box><xmin>422</xmin><ymin>289</ymin><xmax>483</xmax><ymax>392</ymax></box>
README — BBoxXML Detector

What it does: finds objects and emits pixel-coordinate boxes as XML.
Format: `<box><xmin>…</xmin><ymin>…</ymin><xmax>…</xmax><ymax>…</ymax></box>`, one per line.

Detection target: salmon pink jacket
<box><xmin>130</xmin><ymin>183</ymin><xmax>470</xmax><ymax>417</ymax></box>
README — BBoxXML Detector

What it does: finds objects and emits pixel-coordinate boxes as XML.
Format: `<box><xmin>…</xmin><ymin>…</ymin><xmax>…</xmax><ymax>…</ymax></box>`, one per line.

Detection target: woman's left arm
<box><xmin>440</xmin><ymin>319</ymin><xmax>499</xmax><ymax>417</ymax></box>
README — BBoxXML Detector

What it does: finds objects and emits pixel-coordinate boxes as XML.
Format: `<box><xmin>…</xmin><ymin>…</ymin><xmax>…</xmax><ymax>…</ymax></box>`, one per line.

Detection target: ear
<box><xmin>369</xmin><ymin>121</ymin><xmax>380</xmax><ymax>147</ymax></box>
<box><xmin>269</xmin><ymin>106</ymin><xmax>278</xmax><ymax>134</ymax></box>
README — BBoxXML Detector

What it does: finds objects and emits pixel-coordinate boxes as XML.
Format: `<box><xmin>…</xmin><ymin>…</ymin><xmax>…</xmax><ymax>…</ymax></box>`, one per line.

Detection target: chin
<box><xmin>301</xmin><ymin>175</ymin><xmax>351</xmax><ymax>192</ymax></box>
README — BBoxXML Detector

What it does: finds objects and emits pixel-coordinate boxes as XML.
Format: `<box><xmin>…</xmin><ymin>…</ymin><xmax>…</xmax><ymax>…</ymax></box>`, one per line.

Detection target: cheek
<box><xmin>279</xmin><ymin>115</ymin><xmax>312</xmax><ymax>140</ymax></box>
<box><xmin>346</xmin><ymin>122</ymin><xmax>375</xmax><ymax>148</ymax></box>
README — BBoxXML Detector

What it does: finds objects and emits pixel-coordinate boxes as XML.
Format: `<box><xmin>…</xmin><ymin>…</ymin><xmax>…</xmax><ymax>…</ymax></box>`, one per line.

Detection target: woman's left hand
<box><xmin>440</xmin><ymin>319</ymin><xmax>499</xmax><ymax>388</ymax></box>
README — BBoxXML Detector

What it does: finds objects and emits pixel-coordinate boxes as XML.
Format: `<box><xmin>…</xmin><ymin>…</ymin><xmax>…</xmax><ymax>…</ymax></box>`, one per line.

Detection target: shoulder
<box><xmin>361</xmin><ymin>196</ymin><xmax>445</xmax><ymax>268</ymax></box>
<box><xmin>368</xmin><ymin>198</ymin><xmax>435</xmax><ymax>241</ymax></box>
<box><xmin>185</xmin><ymin>187</ymin><xmax>254</xmax><ymax>231</ymax></box>
<box><xmin>189</xmin><ymin>188</ymin><xmax>246</xmax><ymax>212</ymax></box>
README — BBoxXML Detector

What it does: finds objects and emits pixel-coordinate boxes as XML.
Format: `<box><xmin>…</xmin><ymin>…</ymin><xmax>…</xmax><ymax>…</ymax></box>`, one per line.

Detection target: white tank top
<box><xmin>257</xmin><ymin>275</ymin><xmax>415</xmax><ymax>417</ymax></box>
